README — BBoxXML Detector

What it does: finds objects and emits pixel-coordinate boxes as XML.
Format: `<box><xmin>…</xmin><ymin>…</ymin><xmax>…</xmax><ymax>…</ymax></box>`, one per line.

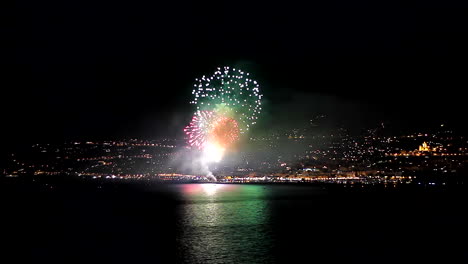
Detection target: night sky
<box><xmin>4</xmin><ymin>0</ymin><xmax>468</xmax><ymax>150</ymax></box>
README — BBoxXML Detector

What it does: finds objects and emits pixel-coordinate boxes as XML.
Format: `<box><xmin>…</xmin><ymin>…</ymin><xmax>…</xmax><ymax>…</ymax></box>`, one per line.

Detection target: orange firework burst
<box><xmin>209</xmin><ymin>116</ymin><xmax>239</xmax><ymax>148</ymax></box>
<box><xmin>184</xmin><ymin>111</ymin><xmax>239</xmax><ymax>150</ymax></box>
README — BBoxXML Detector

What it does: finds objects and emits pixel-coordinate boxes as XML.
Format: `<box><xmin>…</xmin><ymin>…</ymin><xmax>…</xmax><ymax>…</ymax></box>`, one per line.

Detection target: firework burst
<box><xmin>209</xmin><ymin>116</ymin><xmax>239</xmax><ymax>147</ymax></box>
<box><xmin>184</xmin><ymin>110</ymin><xmax>240</xmax><ymax>149</ymax></box>
<box><xmin>184</xmin><ymin>66</ymin><xmax>262</xmax><ymax>177</ymax></box>
<box><xmin>184</xmin><ymin>110</ymin><xmax>218</xmax><ymax>149</ymax></box>
<box><xmin>190</xmin><ymin>66</ymin><xmax>262</xmax><ymax>134</ymax></box>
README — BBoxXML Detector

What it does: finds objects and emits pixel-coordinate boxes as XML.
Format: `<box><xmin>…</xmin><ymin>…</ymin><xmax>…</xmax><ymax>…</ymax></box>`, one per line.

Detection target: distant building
<box><xmin>418</xmin><ymin>142</ymin><xmax>436</xmax><ymax>152</ymax></box>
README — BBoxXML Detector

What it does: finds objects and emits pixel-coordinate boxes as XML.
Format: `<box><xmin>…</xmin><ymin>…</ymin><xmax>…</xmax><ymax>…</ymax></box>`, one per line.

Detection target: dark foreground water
<box><xmin>2</xmin><ymin>181</ymin><xmax>467</xmax><ymax>263</ymax></box>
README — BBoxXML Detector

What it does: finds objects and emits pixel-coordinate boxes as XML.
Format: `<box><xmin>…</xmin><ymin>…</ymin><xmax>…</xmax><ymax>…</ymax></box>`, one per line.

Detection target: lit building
<box><xmin>418</xmin><ymin>142</ymin><xmax>436</xmax><ymax>152</ymax></box>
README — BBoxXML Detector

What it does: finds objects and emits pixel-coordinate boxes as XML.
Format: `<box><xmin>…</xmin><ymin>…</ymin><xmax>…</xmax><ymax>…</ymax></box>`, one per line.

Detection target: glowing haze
<box><xmin>184</xmin><ymin>66</ymin><xmax>263</xmax><ymax>180</ymax></box>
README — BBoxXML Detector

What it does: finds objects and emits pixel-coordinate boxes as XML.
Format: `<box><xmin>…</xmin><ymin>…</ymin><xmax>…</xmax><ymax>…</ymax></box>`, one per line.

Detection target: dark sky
<box><xmin>3</xmin><ymin>0</ymin><xmax>468</xmax><ymax>149</ymax></box>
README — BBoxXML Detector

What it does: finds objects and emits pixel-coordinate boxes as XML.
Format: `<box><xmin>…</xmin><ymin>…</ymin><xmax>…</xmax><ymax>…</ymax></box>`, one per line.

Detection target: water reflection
<box><xmin>176</xmin><ymin>184</ymin><xmax>274</xmax><ymax>263</ymax></box>
<box><xmin>200</xmin><ymin>184</ymin><xmax>221</xmax><ymax>196</ymax></box>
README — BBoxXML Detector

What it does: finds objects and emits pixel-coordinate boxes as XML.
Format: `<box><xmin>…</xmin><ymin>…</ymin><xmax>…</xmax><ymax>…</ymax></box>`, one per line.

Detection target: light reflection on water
<box><xmin>175</xmin><ymin>184</ymin><xmax>274</xmax><ymax>263</ymax></box>
<box><xmin>200</xmin><ymin>183</ymin><xmax>221</xmax><ymax>196</ymax></box>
